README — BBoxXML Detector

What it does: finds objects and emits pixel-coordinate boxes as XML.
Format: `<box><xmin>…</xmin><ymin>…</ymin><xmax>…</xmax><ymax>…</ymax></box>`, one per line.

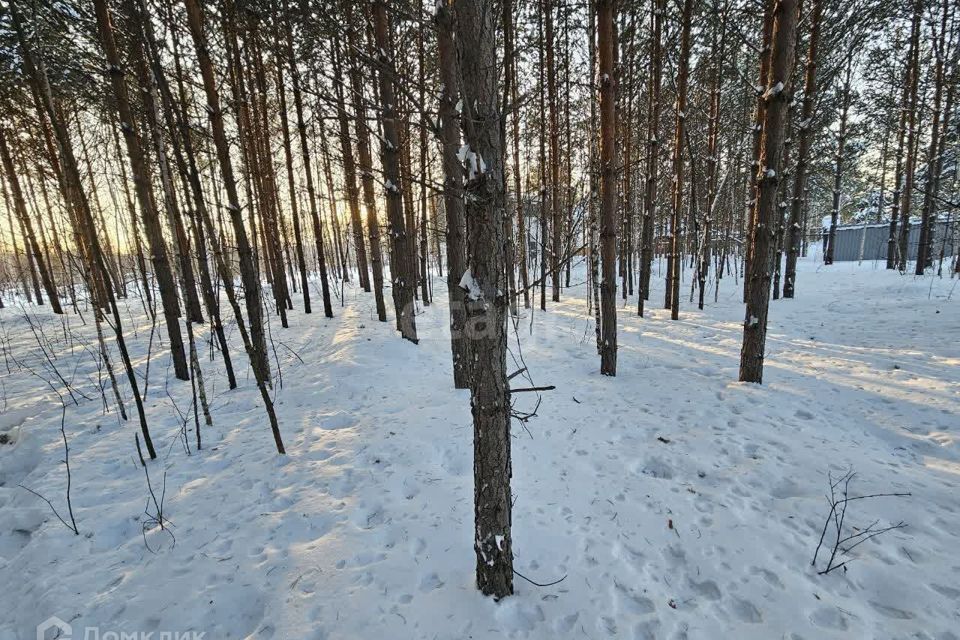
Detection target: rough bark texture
<box><xmin>436</xmin><ymin>3</ymin><xmax>470</xmax><ymax>388</ymax></box>
<box><xmin>598</xmin><ymin>0</ymin><xmax>618</xmax><ymax>376</ymax></box>
<box><xmin>740</xmin><ymin>0</ymin><xmax>799</xmax><ymax>384</ymax></box>
<box><xmin>744</xmin><ymin>2</ymin><xmax>775</xmax><ymax>303</ymax></box>
<box><xmin>145</xmin><ymin>0</ymin><xmax>237</xmax><ymax>388</ymax></box>
<box><xmin>372</xmin><ymin>1</ymin><xmax>418</xmax><ymax>343</ymax></box>
<box><xmin>127</xmin><ymin>0</ymin><xmax>205</xmax><ymax>328</ymax></box>
<box><xmin>453</xmin><ymin>0</ymin><xmax>514</xmax><ymax>599</ymax></box>
<box><xmin>783</xmin><ymin>0</ymin><xmax>821</xmax><ymax>297</ymax></box>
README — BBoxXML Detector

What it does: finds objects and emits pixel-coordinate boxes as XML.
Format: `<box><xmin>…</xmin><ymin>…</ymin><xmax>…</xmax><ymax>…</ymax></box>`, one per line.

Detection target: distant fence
<box><xmin>826</xmin><ymin>220</ymin><xmax>957</xmax><ymax>263</ymax></box>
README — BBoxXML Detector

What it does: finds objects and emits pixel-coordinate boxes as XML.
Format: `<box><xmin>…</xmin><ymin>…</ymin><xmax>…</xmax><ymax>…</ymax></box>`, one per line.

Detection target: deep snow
<box><xmin>1</xmin><ymin>255</ymin><xmax>958</xmax><ymax>640</ymax></box>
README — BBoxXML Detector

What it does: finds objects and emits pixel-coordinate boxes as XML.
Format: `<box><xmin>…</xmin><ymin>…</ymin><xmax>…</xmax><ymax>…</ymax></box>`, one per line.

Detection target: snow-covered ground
<box><xmin>1</xmin><ymin>256</ymin><xmax>958</xmax><ymax>640</ymax></box>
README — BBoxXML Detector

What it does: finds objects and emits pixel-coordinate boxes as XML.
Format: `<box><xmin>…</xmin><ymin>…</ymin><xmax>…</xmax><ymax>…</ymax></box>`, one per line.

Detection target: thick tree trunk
<box><xmin>744</xmin><ymin>2</ymin><xmax>775</xmax><ymax>302</ymax></box>
<box><xmin>740</xmin><ymin>0</ymin><xmax>799</xmax><ymax>383</ymax></box>
<box><xmin>598</xmin><ymin>0</ymin><xmax>618</xmax><ymax>375</ymax></box>
<box><xmin>147</xmin><ymin>0</ymin><xmax>237</xmax><ymax>389</ymax></box>
<box><xmin>124</xmin><ymin>0</ymin><xmax>204</xmax><ymax>326</ymax></box>
<box><xmin>453</xmin><ymin>0</ymin><xmax>514</xmax><ymax>599</ymax></box>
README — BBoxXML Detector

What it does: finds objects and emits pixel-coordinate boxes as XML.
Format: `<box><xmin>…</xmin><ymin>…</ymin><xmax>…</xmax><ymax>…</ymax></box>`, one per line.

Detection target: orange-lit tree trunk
<box><xmin>598</xmin><ymin>0</ymin><xmax>618</xmax><ymax>376</ymax></box>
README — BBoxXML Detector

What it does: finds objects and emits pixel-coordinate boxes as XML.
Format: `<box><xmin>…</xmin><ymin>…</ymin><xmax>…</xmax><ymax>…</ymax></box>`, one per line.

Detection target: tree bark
<box><xmin>699</xmin><ymin>3</ymin><xmax>727</xmax><ymax>310</ymax></box>
<box><xmin>598</xmin><ymin>0</ymin><xmax>618</xmax><ymax>375</ymax></box>
<box><xmin>546</xmin><ymin>0</ymin><xmax>562</xmax><ymax>302</ymax></box>
<box><xmin>346</xmin><ymin>23</ymin><xmax>387</xmax><ymax>322</ymax></box>
<box><xmin>667</xmin><ymin>0</ymin><xmax>693</xmax><ymax>320</ymax></box>
<box><xmin>638</xmin><ymin>0</ymin><xmax>663</xmax><ymax>317</ymax></box>
<box><xmin>916</xmin><ymin>0</ymin><xmax>949</xmax><ymax>274</ymax></box>
<box><xmin>744</xmin><ymin>1</ymin><xmax>776</xmax><ymax>302</ymax></box>
<box><xmin>740</xmin><ymin>0</ymin><xmax>800</xmax><ymax>383</ymax></box>
<box><xmin>824</xmin><ymin>54</ymin><xmax>853</xmax><ymax>266</ymax></box>
<box><xmin>897</xmin><ymin>0</ymin><xmax>923</xmax><ymax>272</ymax></box>
<box><xmin>436</xmin><ymin>2</ymin><xmax>470</xmax><ymax>388</ymax></box>
<box><xmin>332</xmin><ymin>39</ymin><xmax>371</xmax><ymax>293</ymax></box>
<box><xmin>372</xmin><ymin>1</ymin><xmax>418</xmax><ymax>343</ymax></box>
<box><xmin>453</xmin><ymin>0</ymin><xmax>514</xmax><ymax>599</ymax></box>
<box><xmin>783</xmin><ymin>0</ymin><xmax>822</xmax><ymax>296</ymax></box>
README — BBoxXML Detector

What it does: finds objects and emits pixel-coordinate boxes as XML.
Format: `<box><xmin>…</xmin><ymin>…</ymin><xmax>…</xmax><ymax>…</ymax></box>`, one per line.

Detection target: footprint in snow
<box><xmin>632</xmin><ymin>619</ymin><xmax>661</xmax><ymax>640</ymax></box>
<box><xmin>869</xmin><ymin>601</ymin><xmax>915</xmax><ymax>620</ymax></box>
<box><xmin>614</xmin><ymin>583</ymin><xmax>656</xmax><ymax>614</ymax></box>
<box><xmin>730</xmin><ymin>598</ymin><xmax>762</xmax><ymax>623</ymax></box>
<box><xmin>687</xmin><ymin>578</ymin><xmax>721</xmax><ymax>601</ymax></box>
<box><xmin>810</xmin><ymin>606</ymin><xmax>848</xmax><ymax>631</ymax></box>
<box><xmin>317</xmin><ymin>411</ymin><xmax>354</xmax><ymax>430</ymax></box>
<box><xmin>642</xmin><ymin>456</ymin><xmax>674</xmax><ymax>480</ymax></box>
<box><xmin>418</xmin><ymin>572</ymin><xmax>444</xmax><ymax>592</ymax></box>
<box><xmin>554</xmin><ymin>612</ymin><xmax>579</xmax><ymax>633</ymax></box>
<box><xmin>749</xmin><ymin>566</ymin><xmax>784</xmax><ymax>589</ymax></box>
